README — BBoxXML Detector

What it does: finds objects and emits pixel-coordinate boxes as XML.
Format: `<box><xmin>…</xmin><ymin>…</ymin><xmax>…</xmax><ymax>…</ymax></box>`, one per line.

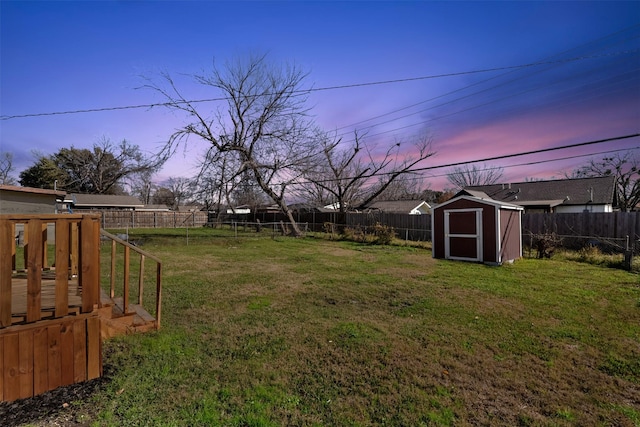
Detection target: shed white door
<box><xmin>444</xmin><ymin>208</ymin><xmax>483</xmax><ymax>262</ymax></box>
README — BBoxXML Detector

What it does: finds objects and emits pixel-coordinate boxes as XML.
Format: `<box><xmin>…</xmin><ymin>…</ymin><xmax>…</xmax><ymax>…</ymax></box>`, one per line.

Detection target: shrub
<box><xmin>343</xmin><ymin>226</ymin><xmax>365</xmax><ymax>242</ymax></box>
<box><xmin>371</xmin><ymin>223</ymin><xmax>396</xmax><ymax>245</ymax></box>
<box><xmin>532</xmin><ymin>232</ymin><xmax>562</xmax><ymax>258</ymax></box>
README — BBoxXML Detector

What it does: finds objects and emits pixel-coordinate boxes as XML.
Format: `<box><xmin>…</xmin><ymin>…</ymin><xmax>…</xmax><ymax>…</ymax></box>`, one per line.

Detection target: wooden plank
<box><xmin>0</xmin><ymin>335</ymin><xmax>4</xmax><ymax>401</ymax></box>
<box><xmin>80</xmin><ymin>217</ymin><xmax>99</xmax><ymax>313</ymax></box>
<box><xmin>156</xmin><ymin>263</ymin><xmax>162</xmax><ymax>329</ymax></box>
<box><xmin>33</xmin><ymin>327</ymin><xmax>48</xmax><ymax>395</ymax></box>
<box><xmin>55</xmin><ymin>220</ymin><xmax>70</xmax><ymax>318</ymax></box>
<box><xmin>110</xmin><ymin>240</ymin><xmax>116</xmax><ymax>299</ymax></box>
<box><xmin>0</xmin><ymin>219</ymin><xmax>13</xmax><ymax>327</ymax></box>
<box><xmin>4</xmin><ymin>333</ymin><xmax>20</xmax><ymax>401</ymax></box>
<box><xmin>86</xmin><ymin>317</ymin><xmax>101</xmax><ymax>380</ymax></box>
<box><xmin>27</xmin><ymin>219</ymin><xmax>43</xmax><ymax>323</ymax></box>
<box><xmin>60</xmin><ymin>321</ymin><xmax>74</xmax><ymax>386</ymax></box>
<box><xmin>123</xmin><ymin>246</ymin><xmax>130</xmax><ymax>313</ymax></box>
<box><xmin>47</xmin><ymin>324</ymin><xmax>62</xmax><ymax>391</ymax></box>
<box><xmin>138</xmin><ymin>255</ymin><xmax>145</xmax><ymax>305</ymax></box>
<box><xmin>73</xmin><ymin>319</ymin><xmax>87</xmax><ymax>383</ymax></box>
<box><xmin>18</xmin><ymin>330</ymin><xmax>34</xmax><ymax>399</ymax></box>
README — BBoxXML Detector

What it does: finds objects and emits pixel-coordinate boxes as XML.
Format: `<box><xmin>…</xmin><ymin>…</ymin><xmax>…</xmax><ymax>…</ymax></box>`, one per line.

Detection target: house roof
<box><xmin>0</xmin><ymin>184</ymin><xmax>66</xmax><ymax>198</ymax></box>
<box><xmin>365</xmin><ymin>199</ymin><xmax>430</xmax><ymax>214</ymax></box>
<box><xmin>462</xmin><ymin>176</ymin><xmax>616</xmax><ymax>208</ymax></box>
<box><xmin>70</xmin><ymin>193</ymin><xmax>144</xmax><ymax>208</ymax></box>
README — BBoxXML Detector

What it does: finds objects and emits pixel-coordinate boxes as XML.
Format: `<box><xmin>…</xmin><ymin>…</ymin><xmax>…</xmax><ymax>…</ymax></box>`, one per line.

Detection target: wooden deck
<box><xmin>10</xmin><ymin>270</ymin><xmax>83</xmax><ymax>324</ymax></box>
<box><xmin>1</xmin><ymin>214</ymin><xmax>162</xmax><ymax>402</ymax></box>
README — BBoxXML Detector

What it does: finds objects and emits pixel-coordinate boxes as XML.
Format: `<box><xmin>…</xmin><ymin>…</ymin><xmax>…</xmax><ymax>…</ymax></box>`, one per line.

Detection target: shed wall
<box><xmin>433</xmin><ymin>198</ymin><xmax>498</xmax><ymax>263</ymax></box>
<box><xmin>499</xmin><ymin>209</ymin><xmax>522</xmax><ymax>263</ymax></box>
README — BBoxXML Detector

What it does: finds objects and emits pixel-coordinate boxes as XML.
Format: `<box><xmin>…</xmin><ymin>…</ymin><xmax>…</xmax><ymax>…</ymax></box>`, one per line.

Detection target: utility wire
<box><xmin>1</xmin><ymin>50</ymin><xmax>636</xmax><ymax>121</ymax></box>
<box><xmin>286</xmin><ymin>133</ymin><xmax>639</xmax><ymax>186</ymax></box>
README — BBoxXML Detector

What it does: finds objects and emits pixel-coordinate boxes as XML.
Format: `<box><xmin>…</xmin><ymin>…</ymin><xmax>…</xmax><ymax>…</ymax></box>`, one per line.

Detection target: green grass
<box><xmin>62</xmin><ymin>229</ymin><xmax>640</xmax><ymax>425</ymax></box>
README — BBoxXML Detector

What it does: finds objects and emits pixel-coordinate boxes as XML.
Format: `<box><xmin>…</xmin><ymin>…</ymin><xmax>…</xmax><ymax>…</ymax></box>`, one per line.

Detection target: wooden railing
<box><xmin>0</xmin><ymin>214</ymin><xmax>101</xmax><ymax>328</ymax></box>
<box><xmin>100</xmin><ymin>230</ymin><xmax>162</xmax><ymax>329</ymax></box>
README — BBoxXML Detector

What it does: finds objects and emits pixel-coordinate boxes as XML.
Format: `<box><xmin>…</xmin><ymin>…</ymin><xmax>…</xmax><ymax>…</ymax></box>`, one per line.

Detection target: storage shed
<box><xmin>431</xmin><ymin>193</ymin><xmax>523</xmax><ymax>265</ymax></box>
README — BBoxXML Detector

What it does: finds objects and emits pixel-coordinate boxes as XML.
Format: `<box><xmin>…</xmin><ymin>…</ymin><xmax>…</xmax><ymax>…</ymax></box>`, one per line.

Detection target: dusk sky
<box><xmin>1</xmin><ymin>1</ymin><xmax>639</xmax><ymax>191</ymax></box>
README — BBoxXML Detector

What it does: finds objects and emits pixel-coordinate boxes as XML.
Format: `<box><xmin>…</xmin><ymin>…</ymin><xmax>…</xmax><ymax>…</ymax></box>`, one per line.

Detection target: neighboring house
<box><xmin>0</xmin><ymin>185</ymin><xmax>66</xmax><ymax>214</ymax></box>
<box><xmin>323</xmin><ymin>202</ymin><xmax>347</xmax><ymax>211</ymax></box>
<box><xmin>226</xmin><ymin>205</ymin><xmax>251</xmax><ymax>215</ymax></box>
<box><xmin>364</xmin><ymin>199</ymin><xmax>431</xmax><ymax>215</ymax></box>
<box><xmin>461</xmin><ymin>176</ymin><xmax>617</xmax><ymax>213</ymax></box>
<box><xmin>69</xmin><ymin>193</ymin><xmax>144</xmax><ymax>211</ymax></box>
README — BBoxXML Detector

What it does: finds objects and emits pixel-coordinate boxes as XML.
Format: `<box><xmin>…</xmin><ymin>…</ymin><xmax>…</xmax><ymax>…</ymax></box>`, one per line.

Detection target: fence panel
<box><xmin>78</xmin><ymin>209</ymin><xmax>640</xmax><ymax>251</ymax></box>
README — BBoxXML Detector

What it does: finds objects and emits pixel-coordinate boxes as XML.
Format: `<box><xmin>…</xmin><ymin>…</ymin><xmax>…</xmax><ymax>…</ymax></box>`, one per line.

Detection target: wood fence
<box><xmin>83</xmin><ymin>210</ymin><xmax>209</xmax><ymax>229</ymax></box>
<box><xmin>90</xmin><ymin>209</ymin><xmax>640</xmax><ymax>250</ymax></box>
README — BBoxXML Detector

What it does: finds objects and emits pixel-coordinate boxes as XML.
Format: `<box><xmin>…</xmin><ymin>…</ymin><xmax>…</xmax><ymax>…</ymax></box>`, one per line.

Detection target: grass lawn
<box><xmin>61</xmin><ymin>229</ymin><xmax>640</xmax><ymax>425</ymax></box>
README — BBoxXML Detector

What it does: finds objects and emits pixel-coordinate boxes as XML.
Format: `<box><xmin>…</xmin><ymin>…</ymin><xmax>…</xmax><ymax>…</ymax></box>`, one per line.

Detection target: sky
<box><xmin>1</xmin><ymin>1</ymin><xmax>639</xmax><ymax>192</ymax></box>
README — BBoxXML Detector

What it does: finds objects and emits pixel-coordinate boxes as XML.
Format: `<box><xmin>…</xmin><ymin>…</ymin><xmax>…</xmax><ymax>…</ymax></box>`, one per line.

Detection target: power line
<box><xmin>1</xmin><ymin>50</ymin><xmax>636</xmax><ymax>121</ymax></box>
<box><xmin>287</xmin><ymin>133</ymin><xmax>639</xmax><ymax>186</ymax></box>
<box><xmin>412</xmin><ymin>134</ymin><xmax>639</xmax><ymax>172</ymax></box>
<box><xmin>417</xmin><ymin>146</ymin><xmax>640</xmax><ymax>181</ymax></box>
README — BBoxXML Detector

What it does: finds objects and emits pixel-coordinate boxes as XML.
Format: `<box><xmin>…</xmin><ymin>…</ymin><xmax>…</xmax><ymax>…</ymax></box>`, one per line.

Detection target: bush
<box><xmin>578</xmin><ymin>244</ymin><xmax>603</xmax><ymax>262</ymax></box>
<box><xmin>371</xmin><ymin>223</ymin><xmax>396</xmax><ymax>245</ymax></box>
<box><xmin>531</xmin><ymin>232</ymin><xmax>562</xmax><ymax>258</ymax></box>
<box><xmin>343</xmin><ymin>226</ymin><xmax>365</xmax><ymax>242</ymax></box>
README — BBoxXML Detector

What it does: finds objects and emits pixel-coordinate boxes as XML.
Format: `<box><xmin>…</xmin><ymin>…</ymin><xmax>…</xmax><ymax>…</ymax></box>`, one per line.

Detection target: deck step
<box><xmin>98</xmin><ymin>291</ymin><xmax>157</xmax><ymax>338</ymax></box>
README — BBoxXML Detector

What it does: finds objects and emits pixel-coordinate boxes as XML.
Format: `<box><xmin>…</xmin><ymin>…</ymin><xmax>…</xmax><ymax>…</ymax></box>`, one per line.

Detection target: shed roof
<box><xmin>365</xmin><ymin>199</ymin><xmax>430</xmax><ymax>213</ymax></box>
<box><xmin>434</xmin><ymin>194</ymin><xmax>523</xmax><ymax>211</ymax></box>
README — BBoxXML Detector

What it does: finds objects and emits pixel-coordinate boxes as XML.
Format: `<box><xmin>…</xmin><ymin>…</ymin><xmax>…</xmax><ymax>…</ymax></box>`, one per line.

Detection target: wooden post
<box><xmin>26</xmin><ymin>219</ymin><xmax>43</xmax><ymax>323</ymax></box>
<box><xmin>155</xmin><ymin>263</ymin><xmax>162</xmax><ymax>329</ymax></box>
<box><xmin>80</xmin><ymin>217</ymin><xmax>98</xmax><ymax>313</ymax></box>
<box><xmin>110</xmin><ymin>240</ymin><xmax>116</xmax><ymax>299</ymax></box>
<box><xmin>55</xmin><ymin>219</ymin><xmax>70</xmax><ymax>318</ymax></box>
<box><xmin>123</xmin><ymin>246</ymin><xmax>130</xmax><ymax>313</ymax></box>
<box><xmin>138</xmin><ymin>255</ymin><xmax>145</xmax><ymax>305</ymax></box>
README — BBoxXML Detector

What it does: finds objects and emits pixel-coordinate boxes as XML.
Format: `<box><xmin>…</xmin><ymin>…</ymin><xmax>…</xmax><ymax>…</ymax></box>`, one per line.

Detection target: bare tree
<box><xmin>0</xmin><ymin>152</ymin><xmax>17</xmax><ymax>185</ymax></box>
<box><xmin>446</xmin><ymin>163</ymin><xmax>504</xmax><ymax>189</ymax></box>
<box><xmin>166</xmin><ymin>177</ymin><xmax>196</xmax><ymax>209</ymax></box>
<box><xmin>300</xmin><ymin>131</ymin><xmax>435</xmax><ymax>212</ymax></box>
<box><xmin>194</xmin><ymin>146</ymin><xmax>247</xmax><ymax>218</ymax></box>
<box><xmin>152</xmin><ymin>187</ymin><xmax>175</xmax><ymax>208</ymax></box>
<box><xmin>144</xmin><ymin>54</ymin><xmax>317</xmax><ymax>235</ymax></box>
<box><xmin>128</xmin><ymin>170</ymin><xmax>156</xmax><ymax>205</ymax></box>
<box><xmin>375</xmin><ymin>175</ymin><xmax>426</xmax><ymax>201</ymax></box>
<box><xmin>568</xmin><ymin>152</ymin><xmax>639</xmax><ymax>211</ymax></box>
